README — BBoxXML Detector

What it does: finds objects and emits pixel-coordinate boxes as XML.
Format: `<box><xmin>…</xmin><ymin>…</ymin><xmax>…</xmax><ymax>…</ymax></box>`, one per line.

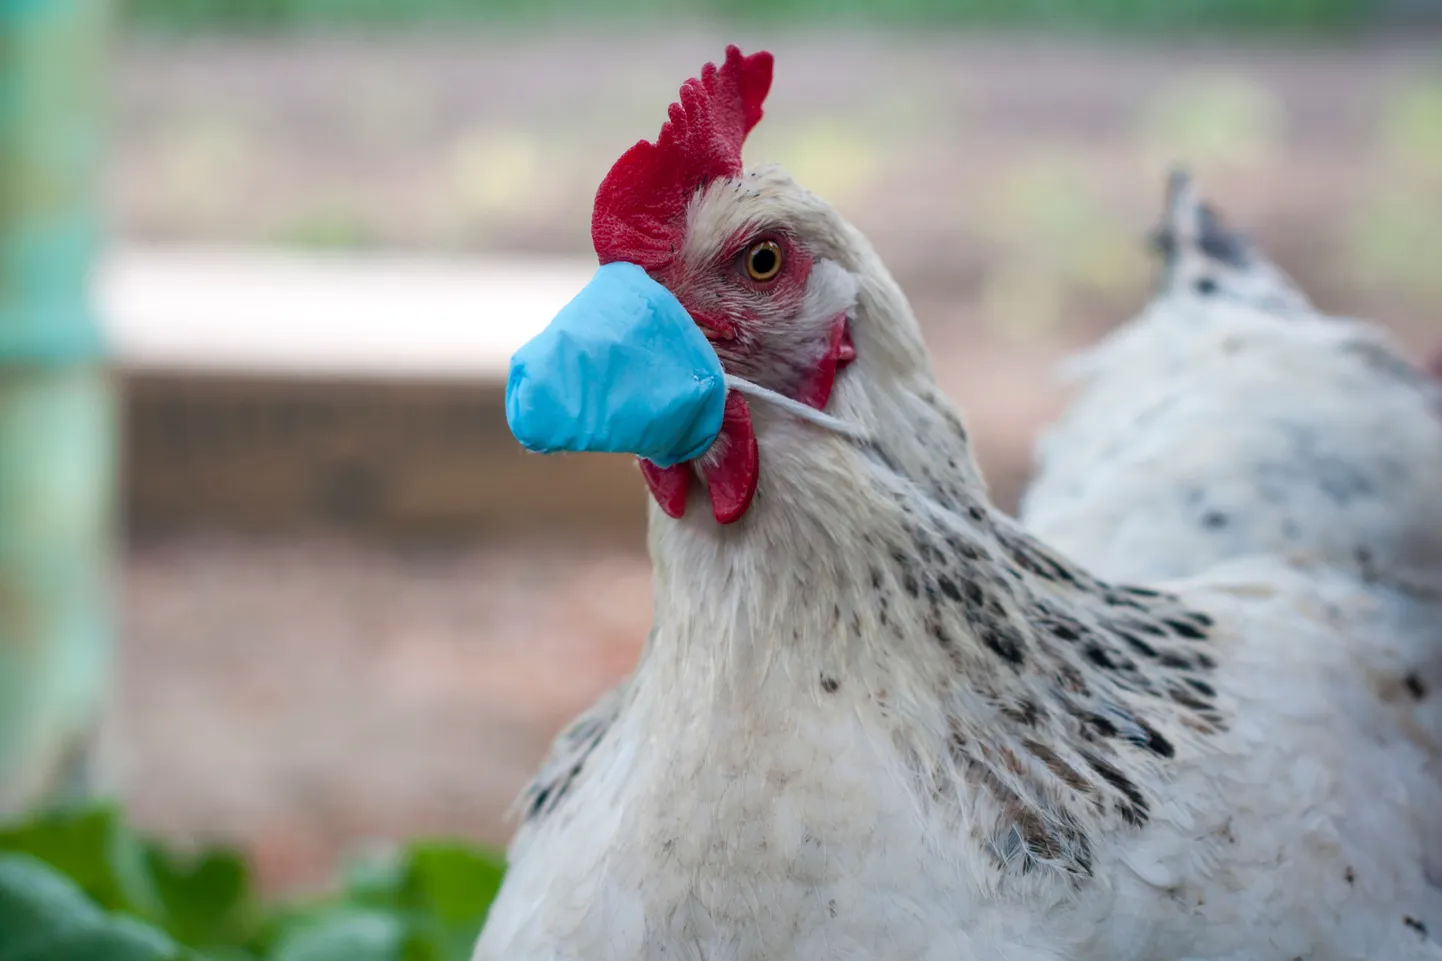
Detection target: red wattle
<box><xmin>639</xmin><ymin>318</ymin><xmax>847</xmax><ymax>524</ymax></box>
<box><xmin>638</xmin><ymin>392</ymin><xmax>757</xmax><ymax>523</ymax></box>
<box><xmin>795</xmin><ymin>315</ymin><xmax>853</xmax><ymax>411</ymax></box>
<box><xmin>639</xmin><ymin>459</ymin><xmax>691</xmax><ymax>518</ymax></box>
<box><xmin>701</xmin><ymin>391</ymin><xmax>759</xmax><ymax>525</ymax></box>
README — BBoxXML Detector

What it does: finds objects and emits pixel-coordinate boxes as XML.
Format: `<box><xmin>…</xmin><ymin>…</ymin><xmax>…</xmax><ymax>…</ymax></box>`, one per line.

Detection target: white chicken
<box><xmin>1020</xmin><ymin>171</ymin><xmax>1442</xmax><ymax>587</ymax></box>
<box><xmin>478</xmin><ymin>47</ymin><xmax>1442</xmax><ymax>961</ymax></box>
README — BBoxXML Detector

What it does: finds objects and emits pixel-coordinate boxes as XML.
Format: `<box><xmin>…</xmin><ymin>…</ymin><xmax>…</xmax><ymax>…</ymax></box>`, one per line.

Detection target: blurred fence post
<box><xmin>0</xmin><ymin>0</ymin><xmax>116</xmax><ymax>814</ymax></box>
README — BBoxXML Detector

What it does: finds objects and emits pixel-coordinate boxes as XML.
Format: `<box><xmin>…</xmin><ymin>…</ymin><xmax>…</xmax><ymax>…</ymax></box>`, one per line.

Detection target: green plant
<box><xmin>0</xmin><ymin>802</ymin><xmax>507</xmax><ymax>961</ymax></box>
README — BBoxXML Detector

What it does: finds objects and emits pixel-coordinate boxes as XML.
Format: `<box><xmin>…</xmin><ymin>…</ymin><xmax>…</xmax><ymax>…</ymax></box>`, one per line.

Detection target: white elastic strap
<box><xmin>724</xmin><ymin>374</ymin><xmax>871</xmax><ymax>442</ymax></box>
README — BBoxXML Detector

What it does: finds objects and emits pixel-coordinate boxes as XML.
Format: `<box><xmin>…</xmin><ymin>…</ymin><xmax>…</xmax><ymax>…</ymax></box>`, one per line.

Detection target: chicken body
<box><xmin>1020</xmin><ymin>174</ymin><xmax>1442</xmax><ymax>587</ymax></box>
<box><xmin>478</xmin><ymin>52</ymin><xmax>1442</xmax><ymax>961</ymax></box>
<box><xmin>482</xmin><ymin>347</ymin><xmax>1442</xmax><ymax>961</ymax></box>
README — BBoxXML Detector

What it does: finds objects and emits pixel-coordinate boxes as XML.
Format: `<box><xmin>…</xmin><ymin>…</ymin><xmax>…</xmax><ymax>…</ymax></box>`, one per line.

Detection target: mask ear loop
<box><xmin>723</xmin><ymin>374</ymin><xmax>871</xmax><ymax>443</ymax></box>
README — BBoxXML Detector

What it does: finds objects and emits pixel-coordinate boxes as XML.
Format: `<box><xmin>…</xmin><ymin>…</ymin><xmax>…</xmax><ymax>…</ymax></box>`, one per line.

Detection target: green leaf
<box><xmin>340</xmin><ymin>845</ymin><xmax>409</xmax><ymax>906</ymax></box>
<box><xmin>345</xmin><ymin>841</ymin><xmax>504</xmax><ymax>932</ymax></box>
<box><xmin>403</xmin><ymin>842</ymin><xmax>505</xmax><ymax>928</ymax></box>
<box><xmin>0</xmin><ymin>805</ymin><xmax>506</xmax><ymax>961</ymax></box>
<box><xmin>0</xmin><ymin>853</ymin><xmax>188</xmax><ymax>961</ymax></box>
<box><xmin>270</xmin><ymin>907</ymin><xmax>444</xmax><ymax>961</ymax></box>
<box><xmin>339</xmin><ymin>840</ymin><xmax>504</xmax><ymax>925</ymax></box>
<box><xmin>328</xmin><ymin>841</ymin><xmax>504</xmax><ymax>961</ymax></box>
<box><xmin>200</xmin><ymin>949</ymin><xmax>262</xmax><ymax>961</ymax></box>
<box><xmin>241</xmin><ymin>886</ymin><xmax>357</xmax><ymax>958</ymax></box>
<box><xmin>144</xmin><ymin>839</ymin><xmax>257</xmax><ymax>950</ymax></box>
<box><xmin>0</xmin><ymin>802</ymin><xmax>163</xmax><ymax>921</ymax></box>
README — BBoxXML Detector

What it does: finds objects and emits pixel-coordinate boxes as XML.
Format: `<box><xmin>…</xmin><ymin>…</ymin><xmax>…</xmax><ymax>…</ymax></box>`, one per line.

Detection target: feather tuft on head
<box><xmin>591</xmin><ymin>46</ymin><xmax>773</xmax><ymax>271</ymax></box>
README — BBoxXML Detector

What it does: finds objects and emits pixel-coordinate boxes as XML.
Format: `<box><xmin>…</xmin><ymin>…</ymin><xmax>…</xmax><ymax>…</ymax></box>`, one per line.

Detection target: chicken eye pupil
<box><xmin>747</xmin><ymin>242</ymin><xmax>781</xmax><ymax>280</ymax></box>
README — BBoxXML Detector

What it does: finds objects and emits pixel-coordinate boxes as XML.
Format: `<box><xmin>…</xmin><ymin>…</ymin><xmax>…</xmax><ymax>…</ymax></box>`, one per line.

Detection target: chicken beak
<box><xmin>689</xmin><ymin>309</ymin><xmax>738</xmax><ymax>343</ymax></box>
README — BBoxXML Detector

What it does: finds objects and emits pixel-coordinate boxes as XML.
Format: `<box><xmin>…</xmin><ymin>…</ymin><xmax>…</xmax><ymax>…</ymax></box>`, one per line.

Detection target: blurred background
<box><xmin>5</xmin><ymin>0</ymin><xmax>1442</xmax><ymax>898</ymax></box>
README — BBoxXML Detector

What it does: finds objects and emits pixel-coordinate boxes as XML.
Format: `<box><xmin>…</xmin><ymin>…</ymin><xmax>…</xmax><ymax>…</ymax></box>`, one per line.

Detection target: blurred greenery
<box><xmin>1345</xmin><ymin>68</ymin><xmax>1442</xmax><ymax>300</ymax></box>
<box><xmin>1135</xmin><ymin>75</ymin><xmax>1287</xmax><ymax>171</ymax></box>
<box><xmin>0</xmin><ymin>854</ymin><xmax>190</xmax><ymax>961</ymax></box>
<box><xmin>123</xmin><ymin>0</ymin><xmax>1373</xmax><ymax>33</ymax></box>
<box><xmin>975</xmin><ymin>156</ymin><xmax>1149</xmax><ymax>342</ymax></box>
<box><xmin>0</xmin><ymin>802</ymin><xmax>507</xmax><ymax>961</ymax></box>
<box><xmin>268</xmin><ymin>207</ymin><xmax>378</xmax><ymax>250</ymax></box>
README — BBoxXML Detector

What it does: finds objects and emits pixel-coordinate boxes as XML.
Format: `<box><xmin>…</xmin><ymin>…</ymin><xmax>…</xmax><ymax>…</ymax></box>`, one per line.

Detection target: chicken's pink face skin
<box><xmin>591</xmin><ymin>47</ymin><xmax>857</xmax><ymax>525</ymax></box>
<box><xmin>653</xmin><ymin>225</ymin><xmax>854</xmax><ymax>408</ymax></box>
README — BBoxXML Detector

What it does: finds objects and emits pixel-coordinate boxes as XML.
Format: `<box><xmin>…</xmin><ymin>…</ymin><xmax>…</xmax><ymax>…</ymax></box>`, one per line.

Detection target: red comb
<box><xmin>592</xmin><ymin>46</ymin><xmax>774</xmax><ymax>270</ymax></box>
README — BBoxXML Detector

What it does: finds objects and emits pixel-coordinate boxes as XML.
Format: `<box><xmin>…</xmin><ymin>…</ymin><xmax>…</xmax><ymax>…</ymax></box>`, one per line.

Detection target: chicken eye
<box><xmin>744</xmin><ymin>241</ymin><xmax>783</xmax><ymax>282</ymax></box>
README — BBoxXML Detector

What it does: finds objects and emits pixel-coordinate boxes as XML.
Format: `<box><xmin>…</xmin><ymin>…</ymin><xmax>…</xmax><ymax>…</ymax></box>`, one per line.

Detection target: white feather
<box><xmin>475</xmin><ymin>169</ymin><xmax>1442</xmax><ymax>961</ymax></box>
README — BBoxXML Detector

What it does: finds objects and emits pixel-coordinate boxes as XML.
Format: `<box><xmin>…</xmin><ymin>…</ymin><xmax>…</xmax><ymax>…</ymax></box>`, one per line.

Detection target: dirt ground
<box><xmin>105</xmin><ymin>28</ymin><xmax>1442</xmax><ymax>892</ymax></box>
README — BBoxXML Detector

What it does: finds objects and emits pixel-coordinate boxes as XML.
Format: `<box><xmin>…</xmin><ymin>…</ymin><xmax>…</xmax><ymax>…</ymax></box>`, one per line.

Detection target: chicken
<box><xmin>1020</xmin><ymin>172</ymin><xmax>1442</xmax><ymax>587</ymax></box>
<box><xmin>479</xmin><ymin>47</ymin><xmax>1442</xmax><ymax>961</ymax></box>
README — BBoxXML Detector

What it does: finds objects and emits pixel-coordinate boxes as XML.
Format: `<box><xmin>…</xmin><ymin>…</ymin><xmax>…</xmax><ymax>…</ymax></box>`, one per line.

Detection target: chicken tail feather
<box><xmin>1147</xmin><ymin>167</ymin><xmax>1311</xmax><ymax>314</ymax></box>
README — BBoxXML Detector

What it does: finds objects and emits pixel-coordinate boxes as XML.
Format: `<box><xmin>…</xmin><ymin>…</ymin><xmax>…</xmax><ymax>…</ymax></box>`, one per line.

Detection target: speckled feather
<box><xmin>475</xmin><ymin>161</ymin><xmax>1442</xmax><ymax>961</ymax></box>
<box><xmin>1021</xmin><ymin>172</ymin><xmax>1442</xmax><ymax>588</ymax></box>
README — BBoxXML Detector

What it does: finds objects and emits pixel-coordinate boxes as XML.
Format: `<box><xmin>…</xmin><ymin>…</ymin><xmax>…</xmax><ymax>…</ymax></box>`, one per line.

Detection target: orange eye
<box><xmin>744</xmin><ymin>240</ymin><xmax>783</xmax><ymax>282</ymax></box>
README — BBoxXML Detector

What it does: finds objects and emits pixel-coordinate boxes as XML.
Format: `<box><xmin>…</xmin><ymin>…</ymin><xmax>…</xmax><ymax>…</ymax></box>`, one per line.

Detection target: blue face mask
<box><xmin>506</xmin><ymin>260</ymin><xmax>868</xmax><ymax>469</ymax></box>
<box><xmin>505</xmin><ymin>261</ymin><xmax>727</xmax><ymax>468</ymax></box>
